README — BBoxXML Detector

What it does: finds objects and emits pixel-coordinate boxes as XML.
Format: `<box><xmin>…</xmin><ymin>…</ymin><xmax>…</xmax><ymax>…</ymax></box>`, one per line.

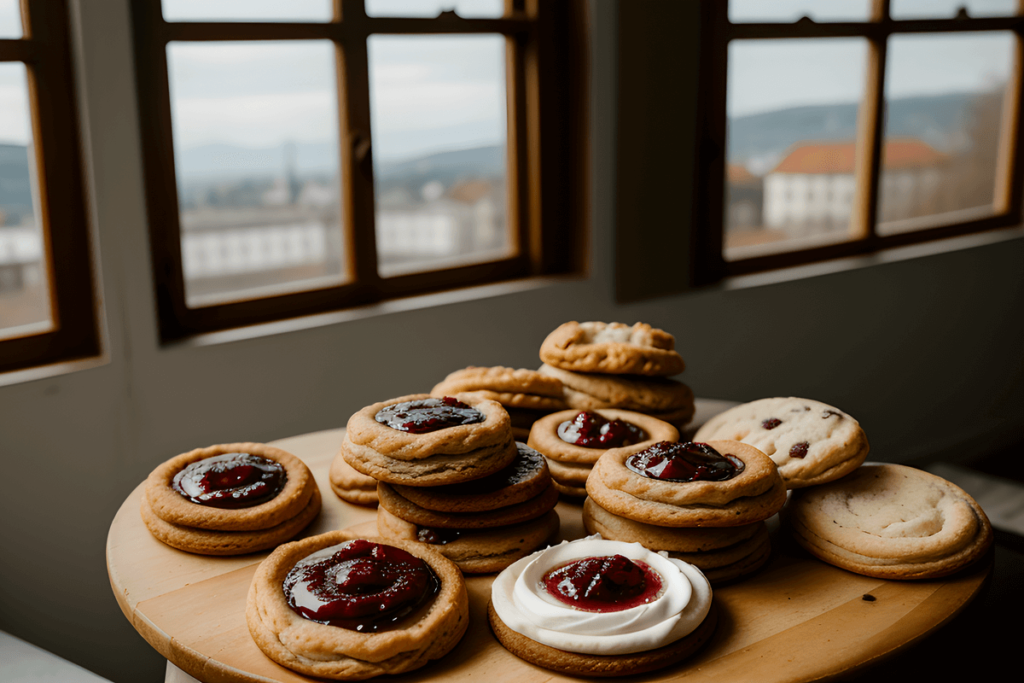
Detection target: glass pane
<box><xmin>368</xmin><ymin>35</ymin><xmax>510</xmax><ymax>277</ymax></box>
<box><xmin>0</xmin><ymin>0</ymin><xmax>22</xmax><ymax>38</ymax></box>
<box><xmin>725</xmin><ymin>39</ymin><xmax>868</xmax><ymax>261</ymax></box>
<box><xmin>0</xmin><ymin>63</ymin><xmax>52</xmax><ymax>339</ymax></box>
<box><xmin>162</xmin><ymin>0</ymin><xmax>333</xmax><ymax>22</ymax></box>
<box><xmin>891</xmin><ymin>0</ymin><xmax>1018</xmax><ymax>20</ymax></box>
<box><xmin>879</xmin><ymin>32</ymin><xmax>1015</xmax><ymax>235</ymax></box>
<box><xmin>366</xmin><ymin>0</ymin><xmax>504</xmax><ymax>19</ymax></box>
<box><xmin>167</xmin><ymin>41</ymin><xmax>345</xmax><ymax>307</ymax></box>
<box><xmin>730</xmin><ymin>0</ymin><xmax>871</xmax><ymax>23</ymax></box>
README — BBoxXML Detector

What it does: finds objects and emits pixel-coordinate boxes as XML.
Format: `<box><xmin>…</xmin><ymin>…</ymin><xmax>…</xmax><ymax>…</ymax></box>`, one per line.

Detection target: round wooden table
<box><xmin>107</xmin><ymin>414</ymin><xmax>990</xmax><ymax>683</ymax></box>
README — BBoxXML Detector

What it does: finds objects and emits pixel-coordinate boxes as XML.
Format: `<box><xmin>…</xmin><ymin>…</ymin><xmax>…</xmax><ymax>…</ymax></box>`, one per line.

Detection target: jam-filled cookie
<box><xmin>529</xmin><ymin>408</ymin><xmax>678</xmax><ymax>498</ymax></box>
<box><xmin>329</xmin><ymin>452</ymin><xmax>379</xmax><ymax>507</ymax></box>
<box><xmin>539</xmin><ymin>321</ymin><xmax>685</xmax><ymax>376</ymax></box>
<box><xmin>341</xmin><ymin>393</ymin><xmax>516</xmax><ymax>486</ymax></box>
<box><xmin>431</xmin><ymin>366</ymin><xmax>567</xmax><ymax>441</ymax></box>
<box><xmin>586</xmin><ymin>440</ymin><xmax>787</xmax><ymax>527</ymax></box>
<box><xmin>694</xmin><ymin>397</ymin><xmax>870</xmax><ymax>489</ymax></box>
<box><xmin>141</xmin><ymin>442</ymin><xmax>321</xmax><ymax>555</ymax></box>
<box><xmin>786</xmin><ymin>464</ymin><xmax>993</xmax><ymax>580</ymax></box>
<box><xmin>246</xmin><ymin>531</ymin><xmax>468</xmax><ymax>679</ymax></box>
<box><xmin>488</xmin><ymin>537</ymin><xmax>716</xmax><ymax>676</ymax></box>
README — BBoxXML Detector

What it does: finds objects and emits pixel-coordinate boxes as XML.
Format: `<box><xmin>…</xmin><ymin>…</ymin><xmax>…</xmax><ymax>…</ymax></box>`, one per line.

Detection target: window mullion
<box><xmin>851</xmin><ymin>0</ymin><xmax>890</xmax><ymax>242</ymax></box>
<box><xmin>992</xmin><ymin>31</ymin><xmax>1024</xmax><ymax>217</ymax></box>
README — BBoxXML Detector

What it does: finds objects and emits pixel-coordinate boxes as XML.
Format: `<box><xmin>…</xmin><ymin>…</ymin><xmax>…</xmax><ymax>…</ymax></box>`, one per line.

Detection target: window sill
<box><xmin>0</xmin><ymin>353</ymin><xmax>109</xmax><ymax>389</ymax></box>
<box><xmin>718</xmin><ymin>226</ymin><xmax>1024</xmax><ymax>292</ymax></box>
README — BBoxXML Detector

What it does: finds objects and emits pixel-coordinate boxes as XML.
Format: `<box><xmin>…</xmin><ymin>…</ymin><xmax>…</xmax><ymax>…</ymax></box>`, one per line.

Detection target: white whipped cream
<box><xmin>491</xmin><ymin>536</ymin><xmax>712</xmax><ymax>655</ymax></box>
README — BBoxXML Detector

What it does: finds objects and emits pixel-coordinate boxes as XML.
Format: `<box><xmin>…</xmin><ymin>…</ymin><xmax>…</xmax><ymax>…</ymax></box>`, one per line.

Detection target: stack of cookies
<box><xmin>431</xmin><ymin>366</ymin><xmax>567</xmax><ymax>441</ymax></box>
<box><xmin>528</xmin><ymin>408</ymin><xmax>677</xmax><ymax>498</ymax></box>
<box><xmin>141</xmin><ymin>443</ymin><xmax>321</xmax><ymax>555</ymax></box>
<box><xmin>584</xmin><ymin>439</ymin><xmax>787</xmax><ymax>584</ymax></box>
<box><xmin>338</xmin><ymin>392</ymin><xmax>560</xmax><ymax>573</ymax></box>
<box><xmin>538</xmin><ymin>321</ymin><xmax>696</xmax><ymax>430</ymax></box>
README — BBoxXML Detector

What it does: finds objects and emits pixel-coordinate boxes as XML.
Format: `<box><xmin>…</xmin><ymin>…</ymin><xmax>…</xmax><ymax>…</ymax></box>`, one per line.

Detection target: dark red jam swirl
<box><xmin>375</xmin><ymin>396</ymin><xmax>484</xmax><ymax>434</ymax></box>
<box><xmin>171</xmin><ymin>452</ymin><xmax>285</xmax><ymax>509</ymax></box>
<box><xmin>284</xmin><ymin>540</ymin><xmax>439</xmax><ymax>632</ymax></box>
<box><xmin>557</xmin><ymin>411</ymin><xmax>647</xmax><ymax>449</ymax></box>
<box><xmin>626</xmin><ymin>441</ymin><xmax>745</xmax><ymax>482</ymax></box>
<box><xmin>543</xmin><ymin>555</ymin><xmax>662</xmax><ymax>612</ymax></box>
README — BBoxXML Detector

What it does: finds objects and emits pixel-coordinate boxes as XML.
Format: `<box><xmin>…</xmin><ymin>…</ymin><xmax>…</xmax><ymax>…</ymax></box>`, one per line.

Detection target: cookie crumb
<box><xmin>862</xmin><ymin>594</ymin><xmax>876</xmax><ymax>602</ymax></box>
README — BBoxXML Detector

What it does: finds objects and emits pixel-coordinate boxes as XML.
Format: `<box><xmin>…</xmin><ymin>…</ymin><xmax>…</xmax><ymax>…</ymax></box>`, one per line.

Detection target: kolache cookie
<box><xmin>528</xmin><ymin>408</ymin><xmax>678</xmax><ymax>498</ymax></box>
<box><xmin>329</xmin><ymin>453</ymin><xmax>379</xmax><ymax>507</ymax></box>
<box><xmin>693</xmin><ymin>397</ymin><xmax>870</xmax><ymax>489</ymax></box>
<box><xmin>540</xmin><ymin>321</ymin><xmax>685</xmax><ymax>376</ymax></box>
<box><xmin>539</xmin><ymin>363</ymin><xmax>694</xmax><ymax>422</ymax></box>
<box><xmin>246</xmin><ymin>531</ymin><xmax>468</xmax><ymax>679</ymax></box>
<box><xmin>431</xmin><ymin>366</ymin><xmax>567</xmax><ymax>441</ymax></box>
<box><xmin>341</xmin><ymin>393</ymin><xmax>516</xmax><ymax>486</ymax></box>
<box><xmin>786</xmin><ymin>464</ymin><xmax>993</xmax><ymax>580</ymax></box>
<box><xmin>376</xmin><ymin>442</ymin><xmax>561</xmax><ymax>573</ymax></box>
<box><xmin>141</xmin><ymin>442</ymin><xmax>321</xmax><ymax>555</ymax></box>
<box><xmin>488</xmin><ymin>536</ymin><xmax>716</xmax><ymax>676</ymax></box>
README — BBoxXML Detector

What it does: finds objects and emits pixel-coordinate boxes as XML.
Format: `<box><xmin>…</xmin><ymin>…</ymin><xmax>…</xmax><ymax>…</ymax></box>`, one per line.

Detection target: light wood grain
<box><xmin>107</xmin><ymin>417</ymin><xmax>990</xmax><ymax>683</ymax></box>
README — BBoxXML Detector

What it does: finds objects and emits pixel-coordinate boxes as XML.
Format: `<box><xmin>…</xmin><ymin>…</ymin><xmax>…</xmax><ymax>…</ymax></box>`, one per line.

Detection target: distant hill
<box><xmin>729</xmin><ymin>91</ymin><xmax>988</xmax><ymax>173</ymax></box>
<box><xmin>374</xmin><ymin>145</ymin><xmax>504</xmax><ymax>193</ymax></box>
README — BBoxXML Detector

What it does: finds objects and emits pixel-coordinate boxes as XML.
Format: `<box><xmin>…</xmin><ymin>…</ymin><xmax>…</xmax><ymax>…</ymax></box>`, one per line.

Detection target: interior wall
<box><xmin>0</xmin><ymin>1</ymin><xmax>1021</xmax><ymax>682</ymax></box>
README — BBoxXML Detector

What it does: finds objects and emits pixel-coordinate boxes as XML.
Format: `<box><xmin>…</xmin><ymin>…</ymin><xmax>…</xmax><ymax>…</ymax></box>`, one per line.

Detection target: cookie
<box><xmin>141</xmin><ymin>486</ymin><xmax>321</xmax><ymax>556</ymax></box>
<box><xmin>431</xmin><ymin>366</ymin><xmax>565</xmax><ymax>399</ymax></box>
<box><xmin>539</xmin><ymin>321</ymin><xmax>685</xmax><ymax>376</ymax></box>
<box><xmin>377</xmin><ymin>506</ymin><xmax>560</xmax><ymax>574</ymax></box>
<box><xmin>488</xmin><ymin>537</ymin><xmax>715</xmax><ymax>676</ymax></box>
<box><xmin>539</xmin><ymin>363</ymin><xmax>694</xmax><ymax>412</ymax></box>
<box><xmin>329</xmin><ymin>453</ymin><xmax>378</xmax><ymax>507</ymax></box>
<box><xmin>785</xmin><ymin>464</ymin><xmax>993</xmax><ymax>580</ymax></box>
<box><xmin>529</xmin><ymin>409</ymin><xmax>678</xmax><ymax>466</ymax></box>
<box><xmin>377</xmin><ymin>480</ymin><xmax>559</xmax><ymax>530</ymax></box>
<box><xmin>693</xmin><ymin>397</ymin><xmax>870</xmax><ymax>489</ymax></box>
<box><xmin>247</xmin><ymin>531</ymin><xmax>468</xmax><ymax>679</ymax></box>
<box><xmin>391</xmin><ymin>442</ymin><xmax>550</xmax><ymax>513</ymax></box>
<box><xmin>586</xmin><ymin>440</ymin><xmax>787</xmax><ymax>527</ymax></box>
<box><xmin>667</xmin><ymin>530</ymin><xmax>772</xmax><ymax>585</ymax></box>
<box><xmin>342</xmin><ymin>433</ymin><xmax>518</xmax><ymax>487</ymax></box>
<box><xmin>552</xmin><ymin>479</ymin><xmax>589</xmax><ymax>499</ymax></box>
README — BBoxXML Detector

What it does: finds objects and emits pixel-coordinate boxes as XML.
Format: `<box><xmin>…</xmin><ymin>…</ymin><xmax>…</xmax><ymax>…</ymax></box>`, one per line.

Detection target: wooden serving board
<box><xmin>107</xmin><ymin>424</ymin><xmax>990</xmax><ymax>683</ymax></box>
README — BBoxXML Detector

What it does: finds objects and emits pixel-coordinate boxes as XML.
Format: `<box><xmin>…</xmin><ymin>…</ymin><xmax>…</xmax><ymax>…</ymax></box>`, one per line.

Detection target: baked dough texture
<box><xmin>539</xmin><ymin>322</ymin><xmax>685</xmax><ymax>376</ymax></box>
<box><xmin>586</xmin><ymin>440</ymin><xmax>787</xmax><ymax>527</ymax></box>
<box><xmin>431</xmin><ymin>366</ymin><xmax>565</xmax><ymax>400</ymax></box>
<box><xmin>246</xmin><ymin>531</ymin><xmax>469</xmax><ymax>679</ymax></box>
<box><xmin>529</xmin><ymin>408</ymin><xmax>679</xmax><ymax>466</ymax></box>
<box><xmin>539</xmin><ymin>363</ymin><xmax>693</xmax><ymax>412</ymax></box>
<box><xmin>786</xmin><ymin>464</ymin><xmax>993</xmax><ymax>580</ymax></box>
<box><xmin>377</xmin><ymin>481</ymin><xmax>559</xmax><ymax>530</ymax></box>
<box><xmin>329</xmin><ymin>453</ymin><xmax>379</xmax><ymax>507</ymax></box>
<box><xmin>694</xmin><ymin>397</ymin><xmax>870</xmax><ymax>489</ymax></box>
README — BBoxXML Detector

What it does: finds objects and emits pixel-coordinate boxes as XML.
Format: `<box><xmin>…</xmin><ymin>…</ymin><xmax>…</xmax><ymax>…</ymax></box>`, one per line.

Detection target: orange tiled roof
<box><xmin>771</xmin><ymin>139</ymin><xmax>947</xmax><ymax>174</ymax></box>
<box><xmin>727</xmin><ymin>163</ymin><xmax>758</xmax><ymax>184</ymax></box>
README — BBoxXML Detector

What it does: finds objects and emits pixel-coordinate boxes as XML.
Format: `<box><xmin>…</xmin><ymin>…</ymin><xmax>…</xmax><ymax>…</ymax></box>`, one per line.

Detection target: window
<box><xmin>133</xmin><ymin>0</ymin><xmax>586</xmax><ymax>341</ymax></box>
<box><xmin>694</xmin><ymin>0</ymin><xmax>1024</xmax><ymax>283</ymax></box>
<box><xmin>0</xmin><ymin>0</ymin><xmax>99</xmax><ymax>374</ymax></box>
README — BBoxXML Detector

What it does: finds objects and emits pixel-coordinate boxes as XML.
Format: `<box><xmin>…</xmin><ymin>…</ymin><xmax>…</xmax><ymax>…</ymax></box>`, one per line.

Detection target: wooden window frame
<box><xmin>693</xmin><ymin>0</ymin><xmax>1024</xmax><ymax>286</ymax></box>
<box><xmin>132</xmin><ymin>0</ymin><xmax>586</xmax><ymax>342</ymax></box>
<box><xmin>0</xmin><ymin>0</ymin><xmax>99</xmax><ymax>374</ymax></box>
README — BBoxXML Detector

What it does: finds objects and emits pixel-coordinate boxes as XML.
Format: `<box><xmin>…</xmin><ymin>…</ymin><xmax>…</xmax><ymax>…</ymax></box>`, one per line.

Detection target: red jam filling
<box><xmin>542</xmin><ymin>555</ymin><xmax>662</xmax><ymax>612</ymax></box>
<box><xmin>375</xmin><ymin>396</ymin><xmax>484</xmax><ymax>434</ymax></box>
<box><xmin>171</xmin><ymin>452</ymin><xmax>285</xmax><ymax>508</ymax></box>
<box><xmin>416</xmin><ymin>527</ymin><xmax>462</xmax><ymax>545</ymax></box>
<box><xmin>557</xmin><ymin>411</ymin><xmax>647</xmax><ymax>449</ymax></box>
<box><xmin>790</xmin><ymin>441</ymin><xmax>810</xmax><ymax>458</ymax></box>
<box><xmin>762</xmin><ymin>418</ymin><xmax>782</xmax><ymax>430</ymax></box>
<box><xmin>284</xmin><ymin>540</ymin><xmax>439</xmax><ymax>632</ymax></box>
<box><xmin>625</xmin><ymin>441</ymin><xmax>744</xmax><ymax>482</ymax></box>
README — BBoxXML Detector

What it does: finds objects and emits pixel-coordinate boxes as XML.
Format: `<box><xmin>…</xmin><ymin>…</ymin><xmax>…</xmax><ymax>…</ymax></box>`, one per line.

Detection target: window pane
<box><xmin>879</xmin><ymin>32</ymin><xmax>1015</xmax><ymax>235</ymax></box>
<box><xmin>366</xmin><ymin>0</ymin><xmax>504</xmax><ymax>19</ymax></box>
<box><xmin>368</xmin><ymin>35</ymin><xmax>510</xmax><ymax>277</ymax></box>
<box><xmin>891</xmin><ymin>0</ymin><xmax>1018</xmax><ymax>20</ymax></box>
<box><xmin>725</xmin><ymin>39</ymin><xmax>868</xmax><ymax>261</ymax></box>
<box><xmin>730</xmin><ymin>0</ymin><xmax>871</xmax><ymax>23</ymax></box>
<box><xmin>0</xmin><ymin>63</ymin><xmax>52</xmax><ymax>339</ymax></box>
<box><xmin>0</xmin><ymin>0</ymin><xmax>22</xmax><ymax>38</ymax></box>
<box><xmin>167</xmin><ymin>41</ymin><xmax>345</xmax><ymax>307</ymax></box>
<box><xmin>162</xmin><ymin>0</ymin><xmax>333</xmax><ymax>22</ymax></box>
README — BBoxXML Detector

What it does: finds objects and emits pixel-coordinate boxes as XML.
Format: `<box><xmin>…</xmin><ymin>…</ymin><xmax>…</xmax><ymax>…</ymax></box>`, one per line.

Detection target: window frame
<box><xmin>132</xmin><ymin>0</ymin><xmax>586</xmax><ymax>342</ymax></box>
<box><xmin>0</xmin><ymin>0</ymin><xmax>99</xmax><ymax>374</ymax></box>
<box><xmin>693</xmin><ymin>0</ymin><xmax>1024</xmax><ymax>285</ymax></box>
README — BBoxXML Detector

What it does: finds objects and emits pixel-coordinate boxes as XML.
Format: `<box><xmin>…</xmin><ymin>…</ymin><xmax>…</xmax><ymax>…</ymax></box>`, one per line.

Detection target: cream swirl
<box><xmin>491</xmin><ymin>536</ymin><xmax>712</xmax><ymax>655</ymax></box>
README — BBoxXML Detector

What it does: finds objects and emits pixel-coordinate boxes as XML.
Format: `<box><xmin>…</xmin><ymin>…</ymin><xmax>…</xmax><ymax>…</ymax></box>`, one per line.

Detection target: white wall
<box><xmin>0</xmin><ymin>2</ymin><xmax>1021</xmax><ymax>681</ymax></box>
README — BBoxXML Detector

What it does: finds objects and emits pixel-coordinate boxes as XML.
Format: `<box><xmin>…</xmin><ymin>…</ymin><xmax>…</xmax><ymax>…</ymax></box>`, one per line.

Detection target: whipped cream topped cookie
<box><xmin>488</xmin><ymin>536</ymin><xmax>716</xmax><ymax>676</ymax></box>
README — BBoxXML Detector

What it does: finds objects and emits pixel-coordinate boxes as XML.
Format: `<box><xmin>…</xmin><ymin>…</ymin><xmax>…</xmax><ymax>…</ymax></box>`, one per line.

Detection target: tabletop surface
<box><xmin>107</xmin><ymin>402</ymin><xmax>990</xmax><ymax>683</ymax></box>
